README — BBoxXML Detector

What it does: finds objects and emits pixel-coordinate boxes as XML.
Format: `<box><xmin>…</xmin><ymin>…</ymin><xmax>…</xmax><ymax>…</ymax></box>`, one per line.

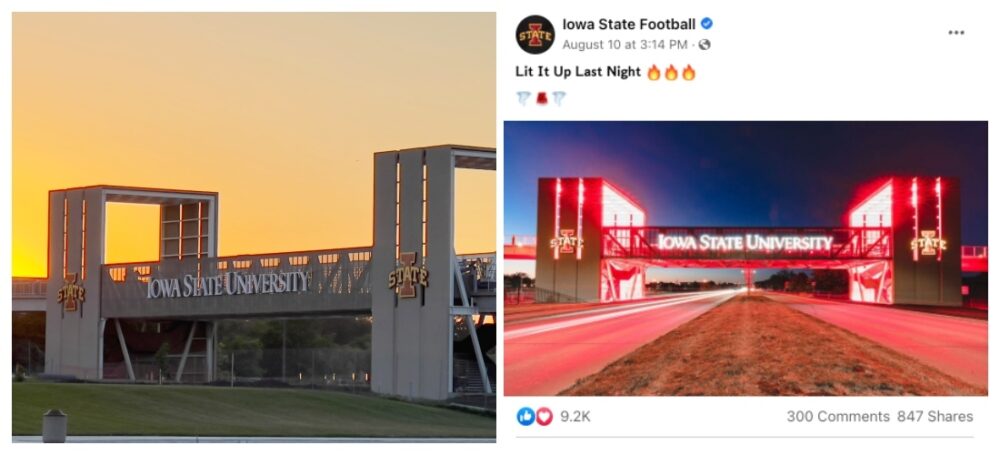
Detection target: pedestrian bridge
<box><xmin>100</xmin><ymin>249</ymin><xmax>496</xmax><ymax>319</ymax></box>
<box><xmin>505</xmin><ymin>234</ymin><xmax>988</xmax><ymax>273</ymax></box>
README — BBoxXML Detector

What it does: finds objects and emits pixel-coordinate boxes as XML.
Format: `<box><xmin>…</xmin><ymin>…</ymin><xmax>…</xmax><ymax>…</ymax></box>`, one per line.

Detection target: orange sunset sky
<box><xmin>12</xmin><ymin>13</ymin><xmax>496</xmax><ymax>278</ymax></box>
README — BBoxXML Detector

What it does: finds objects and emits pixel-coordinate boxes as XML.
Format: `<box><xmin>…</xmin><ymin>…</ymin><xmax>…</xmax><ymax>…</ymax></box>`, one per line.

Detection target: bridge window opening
<box><xmin>602</xmin><ymin>182</ymin><xmax>645</xmax><ymax>228</ymax></box>
<box><xmin>843</xmin><ymin>179</ymin><xmax>894</xmax><ymax>261</ymax></box>
<box><xmin>259</xmin><ymin>257</ymin><xmax>280</xmax><ymax>268</ymax></box>
<box><xmin>602</xmin><ymin>181</ymin><xmax>646</xmax><ymax>256</ymax></box>
<box><xmin>159</xmin><ymin>202</ymin><xmax>210</xmax><ymax>261</ymax></box>
<box><xmin>454</xmin><ymin>168</ymin><xmax>495</xmax><ymax>255</ymax></box>
<box><xmin>105</xmin><ymin>202</ymin><xmax>160</xmax><ymax>265</ymax></box>
<box><xmin>849</xmin><ymin>180</ymin><xmax>892</xmax><ymax>228</ymax></box>
<box><xmin>108</xmin><ymin>267</ymin><xmax>126</xmax><ymax>283</ymax></box>
<box><xmin>133</xmin><ymin>265</ymin><xmax>152</xmax><ymax>284</ymax></box>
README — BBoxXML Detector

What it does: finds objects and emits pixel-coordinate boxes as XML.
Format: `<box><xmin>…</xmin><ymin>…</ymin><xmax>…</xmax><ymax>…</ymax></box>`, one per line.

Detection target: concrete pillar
<box><xmin>371</xmin><ymin>147</ymin><xmax>456</xmax><ymax>401</ymax></box>
<box><xmin>44</xmin><ymin>188</ymin><xmax>105</xmax><ymax>379</ymax></box>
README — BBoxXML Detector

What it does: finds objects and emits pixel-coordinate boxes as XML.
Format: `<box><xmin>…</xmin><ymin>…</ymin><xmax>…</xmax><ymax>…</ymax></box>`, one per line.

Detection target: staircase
<box><xmin>453</xmin><ymin>353</ymin><xmax>496</xmax><ymax>394</ymax></box>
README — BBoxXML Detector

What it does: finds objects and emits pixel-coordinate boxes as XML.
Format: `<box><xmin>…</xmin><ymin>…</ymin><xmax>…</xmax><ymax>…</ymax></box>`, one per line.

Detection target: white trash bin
<box><xmin>42</xmin><ymin>409</ymin><xmax>67</xmax><ymax>443</ymax></box>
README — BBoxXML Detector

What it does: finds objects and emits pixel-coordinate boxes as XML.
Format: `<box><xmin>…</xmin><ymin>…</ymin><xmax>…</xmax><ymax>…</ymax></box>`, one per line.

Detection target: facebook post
<box><xmin>499</xmin><ymin>0</ymin><xmax>995</xmax><ymax>453</ymax></box>
<box><xmin>1</xmin><ymin>1</ymin><xmax>997</xmax><ymax>455</ymax></box>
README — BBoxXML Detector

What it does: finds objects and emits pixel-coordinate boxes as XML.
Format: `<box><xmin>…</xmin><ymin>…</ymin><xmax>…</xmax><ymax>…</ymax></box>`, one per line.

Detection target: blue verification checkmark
<box><xmin>701</xmin><ymin>17</ymin><xmax>714</xmax><ymax>29</ymax></box>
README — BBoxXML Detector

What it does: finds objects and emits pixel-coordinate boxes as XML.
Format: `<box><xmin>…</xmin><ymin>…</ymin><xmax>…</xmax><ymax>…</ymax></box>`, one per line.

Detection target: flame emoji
<box><xmin>665</xmin><ymin>64</ymin><xmax>678</xmax><ymax>81</ymax></box>
<box><xmin>682</xmin><ymin>64</ymin><xmax>696</xmax><ymax>81</ymax></box>
<box><xmin>647</xmin><ymin>65</ymin><xmax>660</xmax><ymax>80</ymax></box>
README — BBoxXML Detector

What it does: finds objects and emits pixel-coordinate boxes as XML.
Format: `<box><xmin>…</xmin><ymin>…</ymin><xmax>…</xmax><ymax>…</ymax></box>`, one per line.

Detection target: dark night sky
<box><xmin>504</xmin><ymin>121</ymin><xmax>988</xmax><ymax>281</ymax></box>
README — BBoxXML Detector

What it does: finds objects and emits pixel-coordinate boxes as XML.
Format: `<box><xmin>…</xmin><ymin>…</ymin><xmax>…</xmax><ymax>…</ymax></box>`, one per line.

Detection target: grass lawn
<box><xmin>562</xmin><ymin>295</ymin><xmax>985</xmax><ymax>396</ymax></box>
<box><xmin>12</xmin><ymin>382</ymin><xmax>495</xmax><ymax>437</ymax></box>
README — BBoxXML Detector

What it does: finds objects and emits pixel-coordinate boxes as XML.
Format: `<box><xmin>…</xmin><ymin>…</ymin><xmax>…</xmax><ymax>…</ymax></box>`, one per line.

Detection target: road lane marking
<box><xmin>505</xmin><ymin>291</ymin><xmax>735</xmax><ymax>340</ymax></box>
<box><xmin>507</xmin><ymin>290</ymin><xmax>731</xmax><ymax>326</ymax></box>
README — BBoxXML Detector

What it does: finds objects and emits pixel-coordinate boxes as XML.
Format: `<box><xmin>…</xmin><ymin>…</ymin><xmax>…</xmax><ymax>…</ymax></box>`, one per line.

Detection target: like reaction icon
<box><xmin>536</xmin><ymin>407</ymin><xmax>554</xmax><ymax>426</ymax></box>
<box><xmin>517</xmin><ymin>407</ymin><xmax>536</xmax><ymax>426</ymax></box>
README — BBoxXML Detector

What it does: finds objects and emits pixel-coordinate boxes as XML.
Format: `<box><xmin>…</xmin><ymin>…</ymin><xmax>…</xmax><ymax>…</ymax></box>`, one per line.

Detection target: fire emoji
<box><xmin>665</xmin><ymin>64</ymin><xmax>678</xmax><ymax>81</ymax></box>
<box><xmin>647</xmin><ymin>65</ymin><xmax>660</xmax><ymax>81</ymax></box>
<box><xmin>682</xmin><ymin>64</ymin><xmax>696</xmax><ymax>81</ymax></box>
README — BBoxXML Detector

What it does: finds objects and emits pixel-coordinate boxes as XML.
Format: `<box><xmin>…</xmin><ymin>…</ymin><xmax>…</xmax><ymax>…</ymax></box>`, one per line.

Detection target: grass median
<box><xmin>561</xmin><ymin>294</ymin><xmax>985</xmax><ymax>396</ymax></box>
<box><xmin>13</xmin><ymin>382</ymin><xmax>495</xmax><ymax>437</ymax></box>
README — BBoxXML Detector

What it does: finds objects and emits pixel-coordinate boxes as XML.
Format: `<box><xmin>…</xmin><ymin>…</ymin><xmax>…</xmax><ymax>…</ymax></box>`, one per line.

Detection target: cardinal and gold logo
<box><xmin>57</xmin><ymin>273</ymin><xmax>86</xmax><ymax>312</ymax></box>
<box><xmin>516</xmin><ymin>15</ymin><xmax>555</xmax><ymax>54</ymax></box>
<box><xmin>388</xmin><ymin>251</ymin><xmax>429</xmax><ymax>298</ymax></box>
<box><xmin>550</xmin><ymin>229</ymin><xmax>583</xmax><ymax>254</ymax></box>
<box><xmin>911</xmin><ymin>230</ymin><xmax>947</xmax><ymax>256</ymax></box>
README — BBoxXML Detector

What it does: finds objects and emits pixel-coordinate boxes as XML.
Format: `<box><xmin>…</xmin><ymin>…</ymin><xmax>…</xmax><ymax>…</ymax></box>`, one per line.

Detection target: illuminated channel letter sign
<box><xmin>389</xmin><ymin>251</ymin><xmax>429</xmax><ymax>299</ymax></box>
<box><xmin>57</xmin><ymin>273</ymin><xmax>86</xmax><ymax>312</ymax></box>
<box><xmin>656</xmin><ymin>234</ymin><xmax>834</xmax><ymax>252</ymax></box>
<box><xmin>911</xmin><ymin>230</ymin><xmax>947</xmax><ymax>256</ymax></box>
<box><xmin>550</xmin><ymin>229</ymin><xmax>584</xmax><ymax>254</ymax></box>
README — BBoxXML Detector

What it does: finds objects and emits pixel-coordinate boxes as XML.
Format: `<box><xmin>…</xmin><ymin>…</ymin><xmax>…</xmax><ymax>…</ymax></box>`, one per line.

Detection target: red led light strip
<box><xmin>576</xmin><ymin>178</ymin><xmax>584</xmax><ymax>260</ymax></box>
<box><xmin>911</xmin><ymin>177</ymin><xmax>919</xmax><ymax>262</ymax></box>
<box><xmin>62</xmin><ymin>197</ymin><xmax>68</xmax><ymax>279</ymax></box>
<box><xmin>81</xmin><ymin>200</ymin><xmax>87</xmax><ymax>279</ymax></box>
<box><xmin>554</xmin><ymin>178</ymin><xmax>561</xmax><ymax>259</ymax></box>
<box><xmin>936</xmin><ymin>177</ymin><xmax>943</xmax><ymax>262</ymax></box>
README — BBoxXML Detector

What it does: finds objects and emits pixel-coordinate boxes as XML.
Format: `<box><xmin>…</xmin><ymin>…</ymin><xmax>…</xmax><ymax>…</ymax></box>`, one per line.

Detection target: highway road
<box><xmin>504</xmin><ymin>290</ymin><xmax>738</xmax><ymax>396</ymax></box>
<box><xmin>771</xmin><ymin>292</ymin><xmax>988</xmax><ymax>389</ymax></box>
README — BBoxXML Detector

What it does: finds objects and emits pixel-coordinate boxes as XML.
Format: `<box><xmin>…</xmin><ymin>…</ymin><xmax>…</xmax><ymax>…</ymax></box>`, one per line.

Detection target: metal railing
<box><xmin>504</xmin><ymin>235</ymin><xmax>537</xmax><ymax>259</ymax></box>
<box><xmin>458</xmin><ymin>254</ymin><xmax>497</xmax><ymax>295</ymax></box>
<box><xmin>508</xmin><ymin>235</ymin><xmax>536</xmax><ymax>246</ymax></box>
<box><xmin>962</xmin><ymin>246</ymin><xmax>988</xmax><ymax>258</ymax></box>
<box><xmin>12</xmin><ymin>278</ymin><xmax>47</xmax><ymax>300</ymax></box>
<box><xmin>457</xmin><ymin>254</ymin><xmax>496</xmax><ymax>294</ymax></box>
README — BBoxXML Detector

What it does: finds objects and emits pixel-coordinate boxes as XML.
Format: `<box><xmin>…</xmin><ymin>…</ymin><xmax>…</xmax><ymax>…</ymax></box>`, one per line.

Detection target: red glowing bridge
<box><xmin>507</xmin><ymin>177</ymin><xmax>985</xmax><ymax>306</ymax></box>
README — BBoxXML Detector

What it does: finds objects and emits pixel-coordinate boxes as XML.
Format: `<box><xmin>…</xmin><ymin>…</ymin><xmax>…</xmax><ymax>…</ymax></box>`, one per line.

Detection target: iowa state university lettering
<box><xmin>147</xmin><ymin>271</ymin><xmax>308</xmax><ymax>299</ymax></box>
<box><xmin>656</xmin><ymin>233</ymin><xmax>833</xmax><ymax>252</ymax></box>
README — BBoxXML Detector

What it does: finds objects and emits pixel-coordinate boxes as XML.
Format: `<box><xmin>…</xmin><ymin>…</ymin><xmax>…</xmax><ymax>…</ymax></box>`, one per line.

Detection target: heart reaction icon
<box><xmin>536</xmin><ymin>407</ymin><xmax>554</xmax><ymax>426</ymax></box>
